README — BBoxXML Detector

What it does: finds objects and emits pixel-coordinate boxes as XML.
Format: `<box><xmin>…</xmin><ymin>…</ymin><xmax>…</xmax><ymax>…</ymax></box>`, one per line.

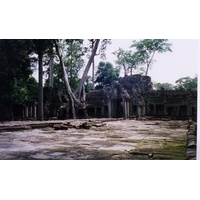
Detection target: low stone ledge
<box><xmin>186</xmin><ymin>121</ymin><xmax>197</xmax><ymax>160</ymax></box>
<box><xmin>0</xmin><ymin>125</ymin><xmax>32</xmax><ymax>132</ymax></box>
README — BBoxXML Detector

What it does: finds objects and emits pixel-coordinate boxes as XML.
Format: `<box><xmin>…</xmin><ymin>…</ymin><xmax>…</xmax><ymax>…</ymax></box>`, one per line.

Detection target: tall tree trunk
<box><xmin>49</xmin><ymin>54</ymin><xmax>54</xmax><ymax>88</ymax></box>
<box><xmin>145</xmin><ymin>63</ymin><xmax>149</xmax><ymax>76</ymax></box>
<box><xmin>92</xmin><ymin>59</ymin><xmax>95</xmax><ymax>89</ymax></box>
<box><xmin>145</xmin><ymin>51</ymin><xmax>155</xmax><ymax>76</ymax></box>
<box><xmin>123</xmin><ymin>64</ymin><xmax>127</xmax><ymax>76</ymax></box>
<box><xmin>54</xmin><ymin>40</ymin><xmax>100</xmax><ymax>119</ymax></box>
<box><xmin>38</xmin><ymin>40</ymin><xmax>43</xmax><ymax>121</ymax></box>
<box><xmin>75</xmin><ymin>39</ymin><xmax>100</xmax><ymax>99</ymax></box>
<box><xmin>54</xmin><ymin>40</ymin><xmax>77</xmax><ymax>118</ymax></box>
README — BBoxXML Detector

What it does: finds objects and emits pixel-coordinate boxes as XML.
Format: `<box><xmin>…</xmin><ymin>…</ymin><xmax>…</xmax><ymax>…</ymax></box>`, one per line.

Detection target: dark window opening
<box><xmin>156</xmin><ymin>105</ymin><xmax>164</xmax><ymax>116</ymax></box>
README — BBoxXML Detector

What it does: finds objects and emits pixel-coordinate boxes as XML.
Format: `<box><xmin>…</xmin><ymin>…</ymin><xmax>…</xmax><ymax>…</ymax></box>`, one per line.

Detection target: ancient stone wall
<box><xmin>144</xmin><ymin>90</ymin><xmax>197</xmax><ymax>119</ymax></box>
<box><xmin>86</xmin><ymin>75</ymin><xmax>197</xmax><ymax>120</ymax></box>
<box><xmin>1</xmin><ymin>75</ymin><xmax>196</xmax><ymax>121</ymax></box>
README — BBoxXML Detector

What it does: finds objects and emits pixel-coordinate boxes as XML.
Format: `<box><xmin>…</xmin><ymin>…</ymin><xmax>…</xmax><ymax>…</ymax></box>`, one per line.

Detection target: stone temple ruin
<box><xmin>86</xmin><ymin>74</ymin><xmax>197</xmax><ymax>120</ymax></box>
<box><xmin>0</xmin><ymin>74</ymin><xmax>197</xmax><ymax>160</ymax></box>
<box><xmin>9</xmin><ymin>74</ymin><xmax>197</xmax><ymax>121</ymax></box>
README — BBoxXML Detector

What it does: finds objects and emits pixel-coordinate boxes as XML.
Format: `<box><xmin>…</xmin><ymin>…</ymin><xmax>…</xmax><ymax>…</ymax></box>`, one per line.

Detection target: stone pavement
<box><xmin>0</xmin><ymin>119</ymin><xmax>188</xmax><ymax>160</ymax></box>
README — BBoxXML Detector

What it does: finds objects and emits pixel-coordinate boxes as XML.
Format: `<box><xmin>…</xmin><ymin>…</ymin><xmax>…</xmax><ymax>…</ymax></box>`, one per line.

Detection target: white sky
<box><xmin>92</xmin><ymin>39</ymin><xmax>198</xmax><ymax>84</ymax></box>
<box><xmin>33</xmin><ymin>39</ymin><xmax>198</xmax><ymax>86</ymax></box>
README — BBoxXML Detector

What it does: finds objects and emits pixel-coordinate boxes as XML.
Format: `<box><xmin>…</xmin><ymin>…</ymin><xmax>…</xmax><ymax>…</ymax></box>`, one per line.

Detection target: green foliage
<box><xmin>64</xmin><ymin>40</ymin><xmax>85</xmax><ymax>91</ymax></box>
<box><xmin>131</xmin><ymin>39</ymin><xmax>172</xmax><ymax>75</ymax></box>
<box><xmin>85</xmin><ymin>76</ymin><xmax>93</xmax><ymax>93</ymax></box>
<box><xmin>95</xmin><ymin>61</ymin><xmax>120</xmax><ymax>89</ymax></box>
<box><xmin>113</xmin><ymin>48</ymin><xmax>143</xmax><ymax>76</ymax></box>
<box><xmin>153</xmin><ymin>76</ymin><xmax>198</xmax><ymax>91</ymax></box>
<box><xmin>175</xmin><ymin>76</ymin><xmax>197</xmax><ymax>91</ymax></box>
<box><xmin>45</xmin><ymin>63</ymin><xmax>65</xmax><ymax>90</ymax></box>
<box><xmin>0</xmin><ymin>39</ymin><xmax>36</xmax><ymax>119</ymax></box>
<box><xmin>112</xmin><ymin>39</ymin><xmax>172</xmax><ymax>76</ymax></box>
<box><xmin>31</xmin><ymin>39</ymin><xmax>54</xmax><ymax>56</ymax></box>
<box><xmin>45</xmin><ymin>39</ymin><xmax>85</xmax><ymax>92</ymax></box>
<box><xmin>87</xmin><ymin>39</ymin><xmax>111</xmax><ymax>59</ymax></box>
<box><xmin>153</xmin><ymin>82</ymin><xmax>174</xmax><ymax>90</ymax></box>
<box><xmin>14</xmin><ymin>77</ymin><xmax>38</xmax><ymax>104</ymax></box>
<box><xmin>0</xmin><ymin>40</ymin><xmax>33</xmax><ymax>104</ymax></box>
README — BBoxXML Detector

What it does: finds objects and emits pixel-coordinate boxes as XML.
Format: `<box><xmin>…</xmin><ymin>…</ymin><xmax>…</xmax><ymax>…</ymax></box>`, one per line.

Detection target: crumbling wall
<box><xmin>86</xmin><ymin>75</ymin><xmax>197</xmax><ymax>120</ymax></box>
<box><xmin>118</xmin><ymin>74</ymin><xmax>153</xmax><ymax>94</ymax></box>
<box><xmin>145</xmin><ymin>90</ymin><xmax>197</xmax><ymax>119</ymax></box>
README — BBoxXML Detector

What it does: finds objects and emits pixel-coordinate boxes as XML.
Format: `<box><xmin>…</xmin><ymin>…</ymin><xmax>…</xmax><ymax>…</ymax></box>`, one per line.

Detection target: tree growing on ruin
<box><xmin>131</xmin><ymin>39</ymin><xmax>172</xmax><ymax>76</ymax></box>
<box><xmin>113</xmin><ymin>48</ymin><xmax>142</xmax><ymax>76</ymax></box>
<box><xmin>54</xmin><ymin>39</ymin><xmax>111</xmax><ymax>118</ymax></box>
<box><xmin>0</xmin><ymin>39</ymin><xmax>110</xmax><ymax>120</ymax></box>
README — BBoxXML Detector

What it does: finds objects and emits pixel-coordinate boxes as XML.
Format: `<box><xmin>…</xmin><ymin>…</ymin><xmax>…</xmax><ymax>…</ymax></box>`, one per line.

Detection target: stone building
<box><xmin>144</xmin><ymin>90</ymin><xmax>197</xmax><ymax>119</ymax></box>
<box><xmin>86</xmin><ymin>74</ymin><xmax>197</xmax><ymax>120</ymax></box>
<box><xmin>5</xmin><ymin>74</ymin><xmax>196</xmax><ymax>121</ymax></box>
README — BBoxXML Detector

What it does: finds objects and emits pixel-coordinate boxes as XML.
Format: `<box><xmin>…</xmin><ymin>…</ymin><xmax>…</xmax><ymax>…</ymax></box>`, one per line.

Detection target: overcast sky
<box><xmin>93</xmin><ymin>39</ymin><xmax>198</xmax><ymax>84</ymax></box>
<box><xmin>34</xmin><ymin>39</ymin><xmax>198</xmax><ymax>85</ymax></box>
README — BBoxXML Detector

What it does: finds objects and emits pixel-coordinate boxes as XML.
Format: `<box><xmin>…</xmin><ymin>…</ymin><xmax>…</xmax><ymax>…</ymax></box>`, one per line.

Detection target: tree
<box><xmin>95</xmin><ymin>61</ymin><xmax>120</xmax><ymax>89</ymax></box>
<box><xmin>131</xmin><ymin>39</ymin><xmax>172</xmax><ymax>76</ymax></box>
<box><xmin>54</xmin><ymin>39</ymin><xmax>110</xmax><ymax>119</ymax></box>
<box><xmin>84</xmin><ymin>39</ymin><xmax>111</xmax><ymax>90</ymax></box>
<box><xmin>64</xmin><ymin>40</ymin><xmax>85</xmax><ymax>91</ymax></box>
<box><xmin>32</xmin><ymin>39</ymin><xmax>54</xmax><ymax>121</ymax></box>
<box><xmin>75</xmin><ymin>39</ymin><xmax>100</xmax><ymax>99</ymax></box>
<box><xmin>45</xmin><ymin>40</ymin><xmax>85</xmax><ymax>92</ymax></box>
<box><xmin>113</xmin><ymin>48</ymin><xmax>142</xmax><ymax>76</ymax></box>
<box><xmin>113</xmin><ymin>48</ymin><xmax>130</xmax><ymax>76</ymax></box>
<box><xmin>153</xmin><ymin>82</ymin><xmax>174</xmax><ymax>90</ymax></box>
<box><xmin>54</xmin><ymin>39</ymin><xmax>80</xmax><ymax>119</ymax></box>
<box><xmin>175</xmin><ymin>76</ymin><xmax>197</xmax><ymax>91</ymax></box>
<box><xmin>14</xmin><ymin>76</ymin><xmax>38</xmax><ymax>105</ymax></box>
<box><xmin>54</xmin><ymin>39</ymin><xmax>101</xmax><ymax>118</ymax></box>
<box><xmin>85</xmin><ymin>76</ymin><xmax>93</xmax><ymax>93</ymax></box>
<box><xmin>0</xmin><ymin>39</ymin><xmax>110</xmax><ymax>120</ymax></box>
<box><xmin>0</xmin><ymin>39</ymin><xmax>34</xmax><ymax>120</ymax></box>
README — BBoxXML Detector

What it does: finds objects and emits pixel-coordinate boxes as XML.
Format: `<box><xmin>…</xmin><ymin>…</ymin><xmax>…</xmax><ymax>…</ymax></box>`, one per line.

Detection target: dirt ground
<box><xmin>0</xmin><ymin>118</ymin><xmax>188</xmax><ymax>160</ymax></box>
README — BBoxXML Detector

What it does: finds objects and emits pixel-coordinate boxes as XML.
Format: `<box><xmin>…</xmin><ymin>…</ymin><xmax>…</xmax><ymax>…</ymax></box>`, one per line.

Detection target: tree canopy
<box><xmin>153</xmin><ymin>76</ymin><xmax>197</xmax><ymax>91</ymax></box>
<box><xmin>45</xmin><ymin>39</ymin><xmax>85</xmax><ymax>92</ymax></box>
<box><xmin>0</xmin><ymin>39</ymin><xmax>196</xmax><ymax>121</ymax></box>
<box><xmin>131</xmin><ymin>39</ymin><xmax>172</xmax><ymax>75</ymax></box>
<box><xmin>0</xmin><ymin>39</ymin><xmax>35</xmax><ymax>120</ymax></box>
<box><xmin>95</xmin><ymin>61</ymin><xmax>120</xmax><ymax>89</ymax></box>
<box><xmin>153</xmin><ymin>82</ymin><xmax>174</xmax><ymax>90</ymax></box>
<box><xmin>113</xmin><ymin>48</ymin><xmax>142</xmax><ymax>76</ymax></box>
<box><xmin>113</xmin><ymin>39</ymin><xmax>172</xmax><ymax>77</ymax></box>
<box><xmin>175</xmin><ymin>76</ymin><xmax>197</xmax><ymax>91</ymax></box>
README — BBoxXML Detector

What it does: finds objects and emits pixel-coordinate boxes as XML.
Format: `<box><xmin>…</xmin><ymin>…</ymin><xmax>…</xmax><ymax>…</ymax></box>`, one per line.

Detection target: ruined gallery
<box><xmin>11</xmin><ymin>74</ymin><xmax>197</xmax><ymax>121</ymax></box>
<box><xmin>86</xmin><ymin>75</ymin><xmax>197</xmax><ymax>120</ymax></box>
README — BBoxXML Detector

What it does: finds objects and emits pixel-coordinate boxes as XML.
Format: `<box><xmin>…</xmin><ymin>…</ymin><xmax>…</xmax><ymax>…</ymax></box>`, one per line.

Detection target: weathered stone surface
<box><xmin>0</xmin><ymin>125</ymin><xmax>32</xmax><ymax>132</ymax></box>
<box><xmin>0</xmin><ymin>119</ymin><xmax>187</xmax><ymax>160</ymax></box>
<box><xmin>86</xmin><ymin>74</ymin><xmax>197</xmax><ymax>120</ymax></box>
<box><xmin>53</xmin><ymin>124</ymin><xmax>68</xmax><ymax>130</ymax></box>
<box><xmin>186</xmin><ymin>120</ymin><xmax>197</xmax><ymax>160</ymax></box>
<box><xmin>78</xmin><ymin>122</ymin><xmax>91</xmax><ymax>129</ymax></box>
